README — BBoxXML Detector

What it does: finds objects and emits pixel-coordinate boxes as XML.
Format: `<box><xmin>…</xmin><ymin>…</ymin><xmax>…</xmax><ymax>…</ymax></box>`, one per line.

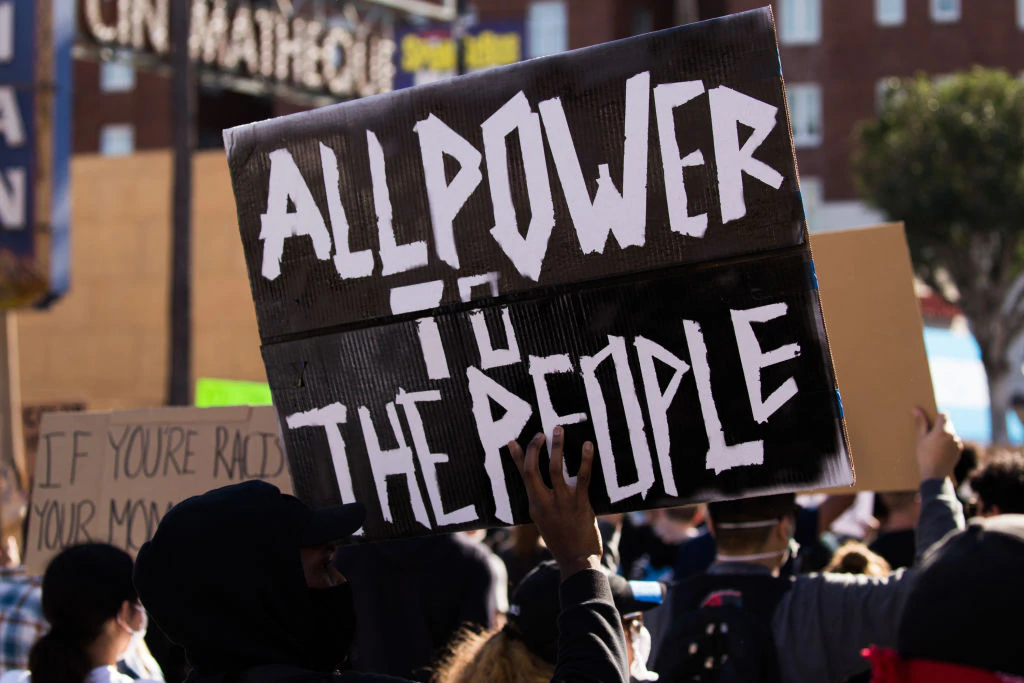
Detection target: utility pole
<box><xmin>168</xmin><ymin>0</ymin><xmax>195</xmax><ymax>406</ymax></box>
<box><xmin>454</xmin><ymin>0</ymin><xmax>469</xmax><ymax>76</ymax></box>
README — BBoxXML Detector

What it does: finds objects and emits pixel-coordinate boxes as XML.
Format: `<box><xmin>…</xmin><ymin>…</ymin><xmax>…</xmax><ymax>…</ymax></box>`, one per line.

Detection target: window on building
<box><xmin>527</xmin><ymin>1</ymin><xmax>567</xmax><ymax>58</ymax></box>
<box><xmin>930</xmin><ymin>0</ymin><xmax>960</xmax><ymax>23</ymax></box>
<box><xmin>800</xmin><ymin>176</ymin><xmax>823</xmax><ymax>231</ymax></box>
<box><xmin>780</xmin><ymin>0</ymin><xmax>821</xmax><ymax>45</ymax></box>
<box><xmin>99</xmin><ymin>124</ymin><xmax>135</xmax><ymax>156</ymax></box>
<box><xmin>876</xmin><ymin>0</ymin><xmax>905</xmax><ymax>26</ymax></box>
<box><xmin>787</xmin><ymin>83</ymin><xmax>822</xmax><ymax>148</ymax></box>
<box><xmin>1018</xmin><ymin>0</ymin><xmax>1024</xmax><ymax>28</ymax></box>
<box><xmin>100</xmin><ymin>55</ymin><xmax>136</xmax><ymax>92</ymax></box>
<box><xmin>875</xmin><ymin>76</ymin><xmax>897</xmax><ymax>112</ymax></box>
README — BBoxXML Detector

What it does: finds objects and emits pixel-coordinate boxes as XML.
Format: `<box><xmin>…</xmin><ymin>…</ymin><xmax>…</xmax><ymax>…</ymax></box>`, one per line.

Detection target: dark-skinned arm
<box><xmin>509</xmin><ymin>427</ymin><xmax>629</xmax><ymax>683</ymax></box>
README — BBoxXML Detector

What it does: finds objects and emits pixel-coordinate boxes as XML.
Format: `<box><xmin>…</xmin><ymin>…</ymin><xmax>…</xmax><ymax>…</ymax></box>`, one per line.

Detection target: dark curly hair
<box><xmin>969</xmin><ymin>451</ymin><xmax>1024</xmax><ymax>515</ymax></box>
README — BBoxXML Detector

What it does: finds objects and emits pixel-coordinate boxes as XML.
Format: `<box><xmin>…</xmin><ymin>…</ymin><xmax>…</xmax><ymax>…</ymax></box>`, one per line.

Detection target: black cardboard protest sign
<box><xmin>225</xmin><ymin>8</ymin><xmax>853</xmax><ymax>540</ymax></box>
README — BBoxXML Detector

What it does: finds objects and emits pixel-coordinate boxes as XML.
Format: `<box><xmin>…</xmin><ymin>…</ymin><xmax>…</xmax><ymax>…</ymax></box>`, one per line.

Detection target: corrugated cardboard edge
<box><xmin>775</xmin><ymin>0</ymin><xmax>855</xmax><ymax>492</ymax></box>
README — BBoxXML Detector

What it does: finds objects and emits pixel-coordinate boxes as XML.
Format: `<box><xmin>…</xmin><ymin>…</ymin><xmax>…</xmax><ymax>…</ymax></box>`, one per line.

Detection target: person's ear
<box><xmin>774</xmin><ymin>517</ymin><xmax>793</xmax><ymax>546</ymax></box>
<box><xmin>116</xmin><ymin>600</ymin><xmax>135</xmax><ymax>632</ymax></box>
<box><xmin>117</xmin><ymin>600</ymin><xmax>143</xmax><ymax>632</ymax></box>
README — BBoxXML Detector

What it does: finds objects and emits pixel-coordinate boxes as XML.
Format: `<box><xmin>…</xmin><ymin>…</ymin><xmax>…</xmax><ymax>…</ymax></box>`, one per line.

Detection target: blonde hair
<box><xmin>825</xmin><ymin>541</ymin><xmax>892</xmax><ymax>577</ymax></box>
<box><xmin>433</xmin><ymin>627</ymin><xmax>554</xmax><ymax>683</ymax></box>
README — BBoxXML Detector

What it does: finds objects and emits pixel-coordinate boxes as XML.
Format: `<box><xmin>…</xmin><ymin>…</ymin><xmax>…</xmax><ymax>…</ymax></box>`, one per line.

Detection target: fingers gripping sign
<box><xmin>913</xmin><ymin>407</ymin><xmax>963</xmax><ymax>482</ymax></box>
<box><xmin>509</xmin><ymin>426</ymin><xmax>604</xmax><ymax>580</ymax></box>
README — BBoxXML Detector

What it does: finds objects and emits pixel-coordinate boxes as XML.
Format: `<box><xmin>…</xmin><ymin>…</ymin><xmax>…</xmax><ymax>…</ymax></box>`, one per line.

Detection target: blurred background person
<box><xmin>0</xmin><ymin>557</ymin><xmax>163</xmax><ymax>681</ymax></box>
<box><xmin>334</xmin><ymin>532</ymin><xmax>499</xmax><ymax>681</ymax></box>
<box><xmin>651</xmin><ymin>410</ymin><xmax>964</xmax><ymax>683</ymax></box>
<box><xmin>463</xmin><ymin>530</ymin><xmax>510</xmax><ymax>626</ymax></box>
<box><xmin>619</xmin><ymin>506</ymin><xmax>708</xmax><ymax>581</ymax></box>
<box><xmin>433</xmin><ymin>560</ymin><xmax>664</xmax><ymax>683</ymax></box>
<box><xmin>0</xmin><ymin>565</ymin><xmax>43</xmax><ymax>677</ymax></box>
<box><xmin>669</xmin><ymin>494</ymin><xmax>858</xmax><ymax>579</ymax></box>
<box><xmin>0</xmin><ymin>543</ymin><xmax>159</xmax><ymax>683</ymax></box>
<box><xmin>824</xmin><ymin>542</ymin><xmax>892</xmax><ymax>578</ymax></box>
<box><xmin>968</xmin><ymin>450</ymin><xmax>1024</xmax><ymax>517</ymax></box>
<box><xmin>870</xmin><ymin>492</ymin><xmax>920</xmax><ymax>570</ymax></box>
<box><xmin>823</xmin><ymin>543</ymin><xmax>891</xmax><ymax>683</ymax></box>
<box><xmin>496</xmin><ymin>526</ymin><xmax>552</xmax><ymax>592</ymax></box>
<box><xmin>953</xmin><ymin>444</ymin><xmax>981</xmax><ymax>509</ymax></box>
<box><xmin>864</xmin><ymin>514</ymin><xmax>1024</xmax><ymax>681</ymax></box>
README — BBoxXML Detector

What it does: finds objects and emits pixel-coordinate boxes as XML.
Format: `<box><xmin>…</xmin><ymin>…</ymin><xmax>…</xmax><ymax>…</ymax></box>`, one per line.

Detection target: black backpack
<box><xmin>653</xmin><ymin>572</ymin><xmax>793</xmax><ymax>683</ymax></box>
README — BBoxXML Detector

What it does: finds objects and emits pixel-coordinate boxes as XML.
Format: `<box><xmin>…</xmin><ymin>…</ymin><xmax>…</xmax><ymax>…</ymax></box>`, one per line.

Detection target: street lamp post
<box><xmin>168</xmin><ymin>0</ymin><xmax>195</xmax><ymax>406</ymax></box>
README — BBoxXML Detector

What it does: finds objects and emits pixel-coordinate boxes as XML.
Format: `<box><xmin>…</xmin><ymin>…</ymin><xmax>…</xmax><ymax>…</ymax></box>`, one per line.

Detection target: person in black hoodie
<box><xmin>132</xmin><ymin>425</ymin><xmax>628</xmax><ymax>683</ymax></box>
<box><xmin>133</xmin><ymin>480</ymin><xmax>386</xmax><ymax>683</ymax></box>
<box><xmin>332</xmin><ymin>533</ymin><xmax>497</xmax><ymax>681</ymax></box>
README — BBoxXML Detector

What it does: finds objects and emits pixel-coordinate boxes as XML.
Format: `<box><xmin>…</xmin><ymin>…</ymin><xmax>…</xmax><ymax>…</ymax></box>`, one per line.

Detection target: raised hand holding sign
<box><xmin>509</xmin><ymin>427</ymin><xmax>602</xmax><ymax>580</ymax></box>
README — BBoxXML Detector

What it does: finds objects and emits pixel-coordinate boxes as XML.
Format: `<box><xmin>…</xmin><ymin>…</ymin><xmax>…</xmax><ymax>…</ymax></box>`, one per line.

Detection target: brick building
<box><xmin>703</xmin><ymin>0</ymin><xmax>1024</xmax><ymax>231</ymax></box>
<box><xmin>74</xmin><ymin>0</ymin><xmax>1024</xmax><ymax>230</ymax></box>
<box><xmin>73</xmin><ymin>0</ymin><xmax>692</xmax><ymax>154</ymax></box>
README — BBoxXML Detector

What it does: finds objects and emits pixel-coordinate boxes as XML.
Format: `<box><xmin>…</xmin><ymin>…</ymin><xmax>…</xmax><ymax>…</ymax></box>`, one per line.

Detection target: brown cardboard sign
<box><xmin>225</xmin><ymin>8</ymin><xmax>852</xmax><ymax>541</ymax></box>
<box><xmin>23</xmin><ymin>402</ymin><xmax>87</xmax><ymax>485</ymax></box>
<box><xmin>810</xmin><ymin>223</ymin><xmax>937</xmax><ymax>493</ymax></box>
<box><xmin>25</xmin><ymin>406</ymin><xmax>291</xmax><ymax>574</ymax></box>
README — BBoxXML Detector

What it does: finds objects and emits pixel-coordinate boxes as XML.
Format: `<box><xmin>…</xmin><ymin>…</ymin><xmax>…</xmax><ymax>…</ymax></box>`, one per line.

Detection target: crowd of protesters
<box><xmin>0</xmin><ymin>410</ymin><xmax>1022</xmax><ymax>683</ymax></box>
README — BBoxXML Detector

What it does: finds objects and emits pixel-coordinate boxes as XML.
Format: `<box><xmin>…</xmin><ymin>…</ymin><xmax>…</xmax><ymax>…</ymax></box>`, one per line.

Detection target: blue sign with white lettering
<box><xmin>0</xmin><ymin>0</ymin><xmax>35</xmax><ymax>251</ymax></box>
<box><xmin>0</xmin><ymin>0</ymin><xmax>72</xmax><ymax>309</ymax></box>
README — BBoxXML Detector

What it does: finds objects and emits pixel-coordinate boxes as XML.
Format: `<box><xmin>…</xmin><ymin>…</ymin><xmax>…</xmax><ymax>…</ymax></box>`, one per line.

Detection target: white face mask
<box><xmin>652</xmin><ymin>517</ymin><xmax>697</xmax><ymax>545</ymax></box>
<box><xmin>118</xmin><ymin>604</ymin><xmax>148</xmax><ymax>659</ymax></box>
<box><xmin>629</xmin><ymin>624</ymin><xmax>659</xmax><ymax>681</ymax></box>
<box><xmin>715</xmin><ymin>537</ymin><xmax>799</xmax><ymax>566</ymax></box>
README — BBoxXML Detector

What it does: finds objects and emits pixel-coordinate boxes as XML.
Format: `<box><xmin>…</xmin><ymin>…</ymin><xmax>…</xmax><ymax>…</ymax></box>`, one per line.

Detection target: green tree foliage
<box><xmin>854</xmin><ymin>67</ymin><xmax>1024</xmax><ymax>443</ymax></box>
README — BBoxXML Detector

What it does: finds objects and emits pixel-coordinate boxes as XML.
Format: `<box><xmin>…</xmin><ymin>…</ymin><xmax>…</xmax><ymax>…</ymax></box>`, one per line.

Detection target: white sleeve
<box><xmin>488</xmin><ymin>553</ymin><xmax>510</xmax><ymax>614</ymax></box>
<box><xmin>0</xmin><ymin>670</ymin><xmax>30</xmax><ymax>683</ymax></box>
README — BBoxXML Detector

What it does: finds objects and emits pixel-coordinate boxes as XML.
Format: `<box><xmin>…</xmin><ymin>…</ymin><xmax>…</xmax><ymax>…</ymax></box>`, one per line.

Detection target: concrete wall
<box><xmin>17</xmin><ymin>151</ymin><xmax>264</xmax><ymax>410</ymax></box>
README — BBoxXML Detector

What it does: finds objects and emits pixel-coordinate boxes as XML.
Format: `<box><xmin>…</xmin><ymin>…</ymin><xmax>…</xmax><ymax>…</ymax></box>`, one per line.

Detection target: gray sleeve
<box><xmin>773</xmin><ymin>571</ymin><xmax>911</xmax><ymax>682</ymax></box>
<box><xmin>915</xmin><ymin>477</ymin><xmax>965</xmax><ymax>559</ymax></box>
<box><xmin>771</xmin><ymin>477</ymin><xmax>965</xmax><ymax>683</ymax></box>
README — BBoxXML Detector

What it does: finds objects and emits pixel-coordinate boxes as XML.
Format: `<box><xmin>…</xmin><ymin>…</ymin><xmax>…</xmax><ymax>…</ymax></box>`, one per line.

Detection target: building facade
<box><xmin>708</xmin><ymin>0</ymin><xmax>1024</xmax><ymax>231</ymax></box>
<box><xmin>73</xmin><ymin>0</ymin><xmax>690</xmax><ymax>154</ymax></box>
<box><xmin>50</xmin><ymin>0</ymin><xmax>1024</xmax><ymax>442</ymax></box>
<box><xmin>75</xmin><ymin>1</ymin><xmax>1024</xmax><ymax>232</ymax></box>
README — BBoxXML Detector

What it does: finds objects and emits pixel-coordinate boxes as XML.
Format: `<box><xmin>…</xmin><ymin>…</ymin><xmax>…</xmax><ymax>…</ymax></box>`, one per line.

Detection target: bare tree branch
<box><xmin>995</xmin><ymin>229</ymin><xmax>1019</xmax><ymax>289</ymax></box>
<box><xmin>1002</xmin><ymin>271</ymin><xmax>1024</xmax><ymax>320</ymax></box>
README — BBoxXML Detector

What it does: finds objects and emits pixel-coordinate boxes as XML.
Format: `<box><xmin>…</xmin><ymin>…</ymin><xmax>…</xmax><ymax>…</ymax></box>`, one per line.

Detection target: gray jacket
<box><xmin>750</xmin><ymin>478</ymin><xmax>963</xmax><ymax>682</ymax></box>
